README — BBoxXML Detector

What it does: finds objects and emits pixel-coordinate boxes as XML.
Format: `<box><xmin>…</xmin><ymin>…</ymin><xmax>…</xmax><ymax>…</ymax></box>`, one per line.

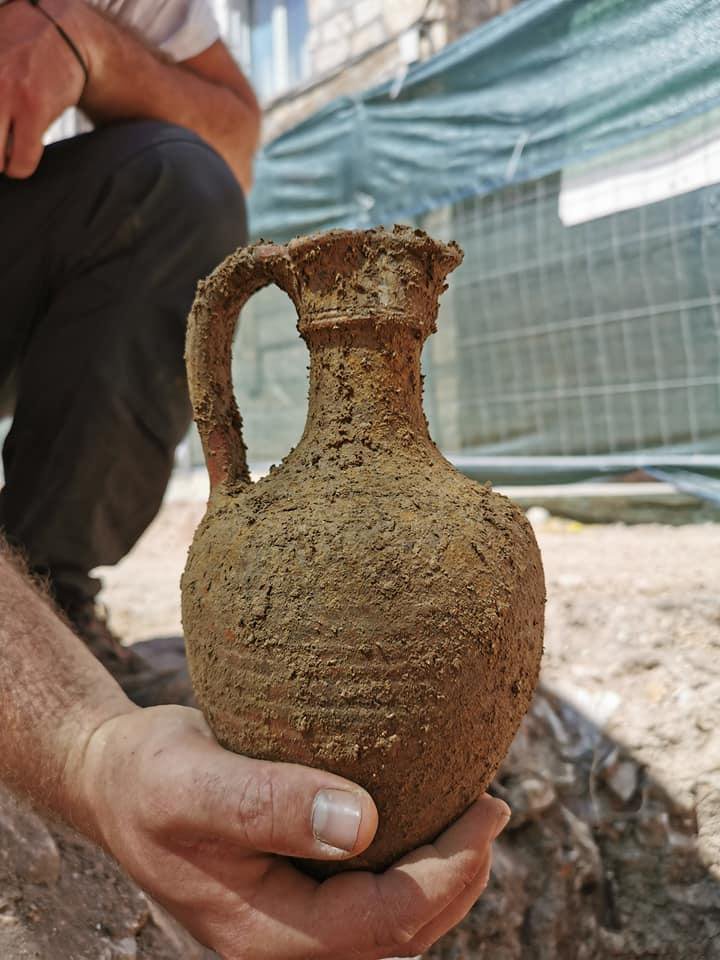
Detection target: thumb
<box><xmin>176</xmin><ymin>739</ymin><xmax>379</xmax><ymax>861</ymax></box>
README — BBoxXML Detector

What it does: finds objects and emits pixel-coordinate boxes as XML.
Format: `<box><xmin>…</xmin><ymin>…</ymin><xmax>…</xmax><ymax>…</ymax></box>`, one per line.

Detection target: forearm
<box><xmin>0</xmin><ymin>547</ymin><xmax>133</xmax><ymax>835</ymax></box>
<box><xmin>64</xmin><ymin>1</ymin><xmax>259</xmax><ymax>190</ymax></box>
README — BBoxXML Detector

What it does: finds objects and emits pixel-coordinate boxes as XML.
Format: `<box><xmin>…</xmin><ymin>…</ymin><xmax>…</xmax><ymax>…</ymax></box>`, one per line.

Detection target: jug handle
<box><xmin>185</xmin><ymin>242</ymin><xmax>296</xmax><ymax>493</ymax></box>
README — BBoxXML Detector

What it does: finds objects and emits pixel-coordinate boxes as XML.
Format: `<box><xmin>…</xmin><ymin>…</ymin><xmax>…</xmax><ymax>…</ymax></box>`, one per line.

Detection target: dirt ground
<box><xmin>2</xmin><ymin>495</ymin><xmax>719</xmax><ymax>958</ymax></box>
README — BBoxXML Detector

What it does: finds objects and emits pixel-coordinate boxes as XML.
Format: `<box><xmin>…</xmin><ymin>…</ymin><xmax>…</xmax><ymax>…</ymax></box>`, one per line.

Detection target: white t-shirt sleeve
<box><xmin>89</xmin><ymin>0</ymin><xmax>220</xmax><ymax>62</ymax></box>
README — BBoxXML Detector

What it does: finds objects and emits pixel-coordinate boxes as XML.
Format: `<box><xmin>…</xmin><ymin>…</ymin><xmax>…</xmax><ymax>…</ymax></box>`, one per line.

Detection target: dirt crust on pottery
<box><xmin>181</xmin><ymin>226</ymin><xmax>545</xmax><ymax>876</ymax></box>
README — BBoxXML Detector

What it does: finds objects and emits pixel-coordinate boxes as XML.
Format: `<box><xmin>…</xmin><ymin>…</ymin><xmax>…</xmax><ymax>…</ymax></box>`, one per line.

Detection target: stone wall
<box><xmin>444</xmin><ymin>0</ymin><xmax>524</xmax><ymax>41</ymax></box>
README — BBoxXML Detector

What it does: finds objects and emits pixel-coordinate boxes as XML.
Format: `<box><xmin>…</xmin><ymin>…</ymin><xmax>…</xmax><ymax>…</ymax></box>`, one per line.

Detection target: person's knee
<box><xmin>86</xmin><ymin>121</ymin><xmax>247</xmax><ymax>275</ymax></box>
<box><xmin>130</xmin><ymin>124</ymin><xmax>247</xmax><ymax>267</ymax></box>
<box><xmin>152</xmin><ymin>129</ymin><xmax>248</xmax><ymax>258</ymax></box>
<box><xmin>47</xmin><ymin>121</ymin><xmax>247</xmax><ymax>275</ymax></box>
<box><xmin>63</xmin><ymin>123</ymin><xmax>248</xmax><ymax>397</ymax></box>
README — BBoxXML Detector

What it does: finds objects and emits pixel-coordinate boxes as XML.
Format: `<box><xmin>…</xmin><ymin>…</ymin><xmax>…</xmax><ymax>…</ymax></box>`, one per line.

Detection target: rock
<box><xmin>0</xmin><ymin>790</ymin><xmax>60</xmax><ymax>886</ymax></box>
<box><xmin>146</xmin><ymin>898</ymin><xmax>216</xmax><ymax>959</ymax></box>
<box><xmin>526</xmin><ymin>506</ymin><xmax>550</xmax><ymax>527</ymax></box>
<box><xmin>596</xmin><ymin>749</ymin><xmax>640</xmax><ymax>804</ymax></box>
<box><xmin>635</xmin><ymin>809</ymin><xmax>670</xmax><ymax>848</ymax></box>
<box><xmin>555</xmin><ymin>571</ymin><xmax>585</xmax><ymax>589</ymax></box>
<box><xmin>505</xmin><ymin>776</ymin><xmax>557</xmax><ymax>828</ymax></box>
<box><xmin>565</xmin><ymin>685</ymin><xmax>621</xmax><ymax>725</ymax></box>
<box><xmin>111</xmin><ymin>936</ymin><xmax>138</xmax><ymax>958</ymax></box>
<box><xmin>696</xmin><ymin>785</ymin><xmax>720</xmax><ymax>879</ymax></box>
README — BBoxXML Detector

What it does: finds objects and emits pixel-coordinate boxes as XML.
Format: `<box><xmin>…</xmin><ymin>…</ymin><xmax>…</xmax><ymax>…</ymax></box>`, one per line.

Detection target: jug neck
<box><xmin>300</xmin><ymin>323</ymin><xmax>433</xmax><ymax>456</ymax></box>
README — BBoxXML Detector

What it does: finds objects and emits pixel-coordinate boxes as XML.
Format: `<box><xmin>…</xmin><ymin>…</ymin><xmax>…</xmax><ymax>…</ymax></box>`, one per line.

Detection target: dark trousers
<box><xmin>0</xmin><ymin>121</ymin><xmax>247</xmax><ymax>599</ymax></box>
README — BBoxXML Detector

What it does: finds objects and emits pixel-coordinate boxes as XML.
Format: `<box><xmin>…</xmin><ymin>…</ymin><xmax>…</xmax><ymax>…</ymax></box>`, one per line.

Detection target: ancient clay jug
<box><xmin>181</xmin><ymin>226</ymin><xmax>545</xmax><ymax>876</ymax></box>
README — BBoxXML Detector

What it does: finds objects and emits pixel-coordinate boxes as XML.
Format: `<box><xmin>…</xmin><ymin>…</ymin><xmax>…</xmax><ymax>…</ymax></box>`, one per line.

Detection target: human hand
<box><xmin>0</xmin><ymin>0</ymin><xmax>88</xmax><ymax>177</ymax></box>
<box><xmin>70</xmin><ymin>704</ymin><xmax>509</xmax><ymax>960</ymax></box>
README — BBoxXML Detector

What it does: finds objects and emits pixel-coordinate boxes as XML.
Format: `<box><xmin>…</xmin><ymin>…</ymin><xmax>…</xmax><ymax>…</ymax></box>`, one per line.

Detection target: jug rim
<box><xmin>279</xmin><ymin>224</ymin><xmax>462</xmax><ymax>265</ymax></box>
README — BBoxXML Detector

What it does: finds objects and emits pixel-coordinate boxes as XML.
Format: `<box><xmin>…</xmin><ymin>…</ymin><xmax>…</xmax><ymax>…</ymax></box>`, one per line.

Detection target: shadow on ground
<box><xmin>132</xmin><ymin>635</ymin><xmax>189</xmax><ymax>675</ymax></box>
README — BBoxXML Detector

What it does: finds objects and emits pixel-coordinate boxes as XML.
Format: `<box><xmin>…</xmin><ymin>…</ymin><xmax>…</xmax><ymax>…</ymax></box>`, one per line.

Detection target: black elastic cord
<box><xmin>26</xmin><ymin>0</ymin><xmax>89</xmax><ymax>91</ymax></box>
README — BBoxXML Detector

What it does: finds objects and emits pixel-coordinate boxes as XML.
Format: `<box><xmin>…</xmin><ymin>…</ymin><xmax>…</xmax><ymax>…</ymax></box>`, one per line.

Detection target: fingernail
<box><xmin>491</xmin><ymin>798</ymin><xmax>512</xmax><ymax>839</ymax></box>
<box><xmin>312</xmin><ymin>789</ymin><xmax>363</xmax><ymax>852</ymax></box>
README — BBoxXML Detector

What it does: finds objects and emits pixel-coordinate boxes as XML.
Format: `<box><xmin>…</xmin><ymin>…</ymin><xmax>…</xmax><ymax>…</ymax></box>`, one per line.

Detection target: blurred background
<box><xmin>180</xmin><ymin>0</ymin><xmax>720</xmax><ymax>522</ymax></box>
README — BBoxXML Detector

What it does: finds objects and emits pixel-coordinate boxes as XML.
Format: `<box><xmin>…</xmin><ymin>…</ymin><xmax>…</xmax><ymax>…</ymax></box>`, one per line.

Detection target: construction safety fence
<box><xmin>183</xmin><ymin>0</ymin><xmax>720</xmax><ymax>500</ymax></box>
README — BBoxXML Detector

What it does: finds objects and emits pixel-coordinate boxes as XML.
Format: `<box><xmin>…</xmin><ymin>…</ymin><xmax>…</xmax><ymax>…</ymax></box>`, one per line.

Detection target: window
<box><xmin>213</xmin><ymin>0</ymin><xmax>310</xmax><ymax>103</ymax></box>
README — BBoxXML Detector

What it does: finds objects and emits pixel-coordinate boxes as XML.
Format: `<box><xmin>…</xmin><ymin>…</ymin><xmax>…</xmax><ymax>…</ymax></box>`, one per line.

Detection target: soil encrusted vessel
<box><xmin>181</xmin><ymin>226</ymin><xmax>545</xmax><ymax>876</ymax></box>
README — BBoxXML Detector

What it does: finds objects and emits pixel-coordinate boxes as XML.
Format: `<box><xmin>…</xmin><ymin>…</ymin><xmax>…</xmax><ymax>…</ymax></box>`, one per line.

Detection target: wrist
<box><xmin>58</xmin><ymin>695</ymin><xmax>140</xmax><ymax>847</ymax></box>
<box><xmin>66</xmin><ymin>705</ymin><xmax>203</xmax><ymax>854</ymax></box>
<box><xmin>40</xmin><ymin>0</ymin><xmax>94</xmax><ymax>74</ymax></box>
<box><xmin>12</xmin><ymin>0</ymin><xmax>93</xmax><ymax>101</ymax></box>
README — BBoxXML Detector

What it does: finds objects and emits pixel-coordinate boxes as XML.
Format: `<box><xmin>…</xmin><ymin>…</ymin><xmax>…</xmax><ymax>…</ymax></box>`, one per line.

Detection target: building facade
<box><xmin>211</xmin><ymin>0</ymin><xmax>523</xmax><ymax>143</ymax></box>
